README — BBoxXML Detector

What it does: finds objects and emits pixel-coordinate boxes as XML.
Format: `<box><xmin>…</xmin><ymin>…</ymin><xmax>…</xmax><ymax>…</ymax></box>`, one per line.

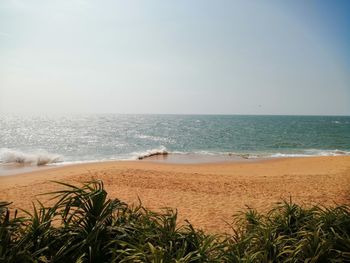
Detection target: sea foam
<box><xmin>134</xmin><ymin>146</ymin><xmax>168</xmax><ymax>160</ymax></box>
<box><xmin>268</xmin><ymin>149</ymin><xmax>350</xmax><ymax>158</ymax></box>
<box><xmin>0</xmin><ymin>148</ymin><xmax>62</xmax><ymax>166</ymax></box>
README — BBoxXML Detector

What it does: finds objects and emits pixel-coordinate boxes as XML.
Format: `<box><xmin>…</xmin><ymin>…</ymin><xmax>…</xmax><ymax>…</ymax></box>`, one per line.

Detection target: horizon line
<box><xmin>1</xmin><ymin>112</ymin><xmax>349</xmax><ymax>117</ymax></box>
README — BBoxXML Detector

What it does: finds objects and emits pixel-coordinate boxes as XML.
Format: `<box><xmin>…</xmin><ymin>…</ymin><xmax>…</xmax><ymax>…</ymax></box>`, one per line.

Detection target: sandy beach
<box><xmin>0</xmin><ymin>156</ymin><xmax>349</xmax><ymax>233</ymax></box>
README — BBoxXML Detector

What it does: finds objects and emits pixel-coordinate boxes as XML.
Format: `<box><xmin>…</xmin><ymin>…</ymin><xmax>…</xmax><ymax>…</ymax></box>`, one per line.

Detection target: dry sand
<box><xmin>0</xmin><ymin>156</ymin><xmax>349</xmax><ymax>233</ymax></box>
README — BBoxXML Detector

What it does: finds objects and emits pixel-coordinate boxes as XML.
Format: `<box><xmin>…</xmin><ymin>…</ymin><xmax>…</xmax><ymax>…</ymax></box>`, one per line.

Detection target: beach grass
<box><xmin>1</xmin><ymin>180</ymin><xmax>349</xmax><ymax>262</ymax></box>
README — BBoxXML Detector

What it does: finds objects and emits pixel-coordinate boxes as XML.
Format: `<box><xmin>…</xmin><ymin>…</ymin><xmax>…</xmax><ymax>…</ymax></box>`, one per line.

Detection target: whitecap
<box><xmin>0</xmin><ymin>148</ymin><xmax>62</xmax><ymax>166</ymax></box>
<box><xmin>268</xmin><ymin>149</ymin><xmax>350</xmax><ymax>158</ymax></box>
<box><xmin>135</xmin><ymin>134</ymin><xmax>171</xmax><ymax>143</ymax></box>
<box><xmin>133</xmin><ymin>146</ymin><xmax>169</xmax><ymax>160</ymax></box>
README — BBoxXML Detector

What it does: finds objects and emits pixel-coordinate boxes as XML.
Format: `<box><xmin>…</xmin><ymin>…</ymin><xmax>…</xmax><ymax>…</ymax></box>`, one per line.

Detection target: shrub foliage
<box><xmin>0</xmin><ymin>180</ymin><xmax>349</xmax><ymax>262</ymax></box>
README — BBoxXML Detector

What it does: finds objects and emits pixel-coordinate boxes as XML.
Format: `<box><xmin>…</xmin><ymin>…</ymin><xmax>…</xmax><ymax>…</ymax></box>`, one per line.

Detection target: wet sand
<box><xmin>0</xmin><ymin>156</ymin><xmax>349</xmax><ymax>233</ymax></box>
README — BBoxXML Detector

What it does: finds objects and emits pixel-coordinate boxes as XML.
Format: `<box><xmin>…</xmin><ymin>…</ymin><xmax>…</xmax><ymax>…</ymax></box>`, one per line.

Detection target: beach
<box><xmin>0</xmin><ymin>156</ymin><xmax>349</xmax><ymax>233</ymax></box>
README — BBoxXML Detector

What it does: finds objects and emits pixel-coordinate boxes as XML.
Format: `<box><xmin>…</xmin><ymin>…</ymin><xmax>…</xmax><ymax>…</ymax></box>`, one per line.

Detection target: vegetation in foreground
<box><xmin>0</xmin><ymin>181</ymin><xmax>349</xmax><ymax>262</ymax></box>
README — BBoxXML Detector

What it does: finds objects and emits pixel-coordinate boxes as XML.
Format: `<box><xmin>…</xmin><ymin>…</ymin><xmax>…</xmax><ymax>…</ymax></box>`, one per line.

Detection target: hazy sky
<box><xmin>1</xmin><ymin>0</ymin><xmax>349</xmax><ymax>115</ymax></box>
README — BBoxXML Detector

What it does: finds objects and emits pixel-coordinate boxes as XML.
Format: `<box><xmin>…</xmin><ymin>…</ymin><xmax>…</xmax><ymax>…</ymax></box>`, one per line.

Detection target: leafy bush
<box><xmin>0</xmin><ymin>180</ymin><xmax>349</xmax><ymax>262</ymax></box>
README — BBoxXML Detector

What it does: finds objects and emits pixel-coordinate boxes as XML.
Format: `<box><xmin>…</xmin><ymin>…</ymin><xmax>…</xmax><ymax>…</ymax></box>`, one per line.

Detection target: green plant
<box><xmin>0</xmin><ymin>180</ymin><xmax>349</xmax><ymax>262</ymax></box>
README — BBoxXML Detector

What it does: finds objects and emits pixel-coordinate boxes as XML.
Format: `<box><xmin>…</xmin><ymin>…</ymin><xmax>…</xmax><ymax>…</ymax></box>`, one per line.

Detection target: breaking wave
<box><xmin>1</xmin><ymin>147</ymin><xmax>348</xmax><ymax>167</ymax></box>
<box><xmin>267</xmin><ymin>149</ymin><xmax>350</xmax><ymax>158</ymax></box>
<box><xmin>132</xmin><ymin>148</ymin><xmax>350</xmax><ymax>161</ymax></box>
<box><xmin>134</xmin><ymin>146</ymin><xmax>169</xmax><ymax>160</ymax></box>
<box><xmin>0</xmin><ymin>148</ymin><xmax>62</xmax><ymax>166</ymax></box>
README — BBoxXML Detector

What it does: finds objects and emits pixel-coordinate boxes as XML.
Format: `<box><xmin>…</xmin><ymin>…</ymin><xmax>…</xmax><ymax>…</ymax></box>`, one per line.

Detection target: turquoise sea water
<box><xmin>0</xmin><ymin>114</ymin><xmax>349</xmax><ymax>168</ymax></box>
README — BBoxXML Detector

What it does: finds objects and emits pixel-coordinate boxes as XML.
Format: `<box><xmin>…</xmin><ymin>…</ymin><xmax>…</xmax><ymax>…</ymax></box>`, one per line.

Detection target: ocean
<box><xmin>1</xmin><ymin>114</ymin><xmax>350</xmax><ymax>174</ymax></box>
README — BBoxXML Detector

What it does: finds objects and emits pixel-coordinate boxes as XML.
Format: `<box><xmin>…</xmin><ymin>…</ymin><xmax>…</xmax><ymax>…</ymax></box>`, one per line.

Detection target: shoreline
<box><xmin>0</xmin><ymin>156</ymin><xmax>349</xmax><ymax>233</ymax></box>
<box><xmin>3</xmin><ymin>150</ymin><xmax>349</xmax><ymax>177</ymax></box>
<box><xmin>0</xmin><ymin>152</ymin><xmax>267</xmax><ymax>177</ymax></box>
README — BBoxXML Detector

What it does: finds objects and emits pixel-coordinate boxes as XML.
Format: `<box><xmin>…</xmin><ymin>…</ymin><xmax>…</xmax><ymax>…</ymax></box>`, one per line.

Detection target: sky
<box><xmin>0</xmin><ymin>0</ymin><xmax>349</xmax><ymax>115</ymax></box>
